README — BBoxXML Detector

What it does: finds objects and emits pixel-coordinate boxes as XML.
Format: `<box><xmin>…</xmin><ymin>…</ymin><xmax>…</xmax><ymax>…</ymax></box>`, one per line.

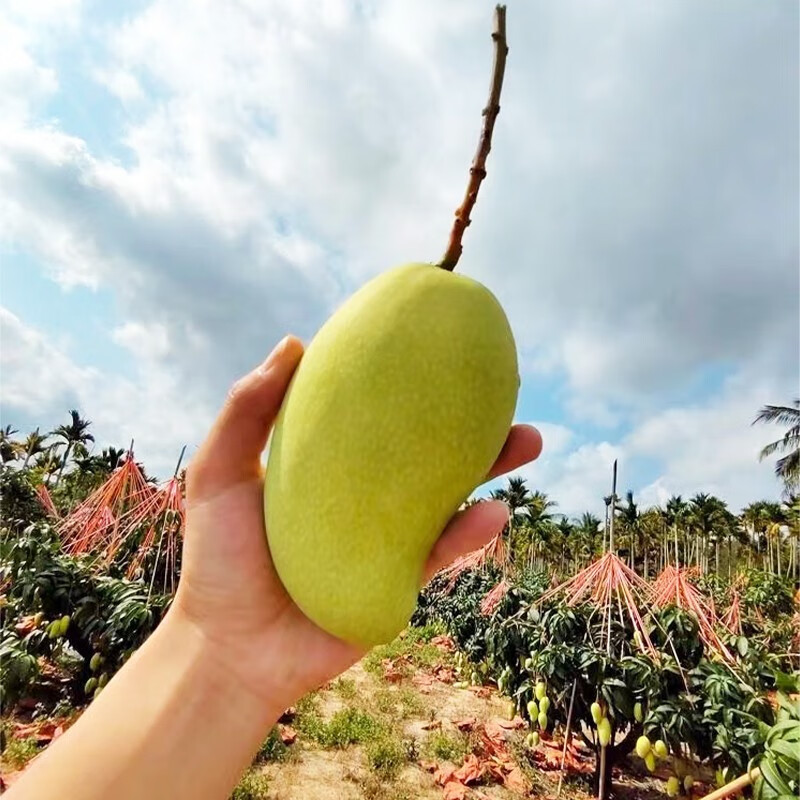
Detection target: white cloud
<box><xmin>1</xmin><ymin>308</ymin><xmax>211</xmax><ymax>478</ymax></box>
<box><xmin>0</xmin><ymin>0</ymin><xmax>796</xmax><ymax>508</ymax></box>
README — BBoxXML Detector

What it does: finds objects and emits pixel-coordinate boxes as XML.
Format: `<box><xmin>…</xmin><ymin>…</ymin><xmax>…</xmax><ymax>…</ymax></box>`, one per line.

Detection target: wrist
<box><xmin>161</xmin><ymin>603</ymin><xmax>295</xmax><ymax>722</ymax></box>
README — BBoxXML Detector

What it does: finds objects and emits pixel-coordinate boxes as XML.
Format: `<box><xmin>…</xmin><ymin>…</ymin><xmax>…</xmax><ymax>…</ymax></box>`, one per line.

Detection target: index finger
<box><xmin>485</xmin><ymin>424</ymin><xmax>543</xmax><ymax>481</ymax></box>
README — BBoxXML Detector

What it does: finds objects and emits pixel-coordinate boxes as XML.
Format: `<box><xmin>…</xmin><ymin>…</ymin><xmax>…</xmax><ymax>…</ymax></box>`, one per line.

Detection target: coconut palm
<box><xmin>522</xmin><ymin>490</ymin><xmax>557</xmax><ymax>569</ymax></box>
<box><xmin>687</xmin><ymin>493</ymin><xmax>731</xmax><ymax>573</ymax></box>
<box><xmin>20</xmin><ymin>428</ymin><xmax>49</xmax><ymax>469</ymax></box>
<box><xmin>491</xmin><ymin>476</ymin><xmax>533</xmax><ymax>570</ymax></box>
<box><xmin>753</xmin><ymin>399</ymin><xmax>800</xmax><ymax>491</ymax></box>
<box><xmin>616</xmin><ymin>490</ymin><xmax>639</xmax><ymax>569</ymax></box>
<box><xmin>575</xmin><ymin>512</ymin><xmax>602</xmax><ymax>567</ymax></box>
<box><xmin>663</xmin><ymin>495</ymin><xmax>688</xmax><ymax>566</ymax></box>
<box><xmin>52</xmin><ymin>410</ymin><xmax>94</xmax><ymax>486</ymax></box>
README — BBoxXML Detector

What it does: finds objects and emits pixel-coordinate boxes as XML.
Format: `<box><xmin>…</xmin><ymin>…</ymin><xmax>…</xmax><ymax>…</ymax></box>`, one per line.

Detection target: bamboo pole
<box><xmin>697</xmin><ymin>768</ymin><xmax>759</xmax><ymax>800</ymax></box>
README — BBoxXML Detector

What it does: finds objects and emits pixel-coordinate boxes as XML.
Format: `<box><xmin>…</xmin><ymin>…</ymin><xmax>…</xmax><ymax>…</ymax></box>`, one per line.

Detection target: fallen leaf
<box><xmin>430</xmin><ymin>635</ymin><xmax>456</xmax><ymax>652</ymax></box>
<box><xmin>278</xmin><ymin>707</ymin><xmax>296</xmax><ymax>722</ymax></box>
<box><xmin>442</xmin><ymin>780</ymin><xmax>467</xmax><ymax>800</ymax></box>
<box><xmin>452</xmin><ymin>717</ymin><xmax>476</xmax><ymax>731</ymax></box>
<box><xmin>420</xmin><ymin>760</ymin><xmax>439</xmax><ymax>773</ymax></box>
<box><xmin>422</xmin><ymin>719</ymin><xmax>442</xmax><ymax>730</ymax></box>
<box><xmin>503</xmin><ymin>766</ymin><xmax>528</xmax><ymax>793</ymax></box>
<box><xmin>434</xmin><ymin>765</ymin><xmax>456</xmax><ymax>786</ymax></box>
<box><xmin>279</xmin><ymin>725</ymin><xmax>297</xmax><ymax>744</ymax></box>
<box><xmin>454</xmin><ymin>753</ymin><xmax>484</xmax><ymax>785</ymax></box>
<box><xmin>495</xmin><ymin>715</ymin><xmax>525</xmax><ymax>730</ymax></box>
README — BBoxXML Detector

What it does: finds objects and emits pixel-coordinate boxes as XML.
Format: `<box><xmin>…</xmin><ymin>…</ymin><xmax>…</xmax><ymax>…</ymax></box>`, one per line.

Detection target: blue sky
<box><xmin>1</xmin><ymin>0</ymin><xmax>797</xmax><ymax>516</ymax></box>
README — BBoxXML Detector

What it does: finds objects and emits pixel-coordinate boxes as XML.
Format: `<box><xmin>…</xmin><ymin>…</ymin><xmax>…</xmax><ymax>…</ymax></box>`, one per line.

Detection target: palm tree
<box><xmin>491</xmin><ymin>476</ymin><xmax>533</xmax><ymax>571</ymax></box>
<box><xmin>20</xmin><ymin>428</ymin><xmax>49</xmax><ymax>469</ymax></box>
<box><xmin>575</xmin><ymin>512</ymin><xmax>602</xmax><ymax>568</ymax></box>
<box><xmin>0</xmin><ymin>425</ymin><xmax>22</xmax><ymax>463</ymax></box>
<box><xmin>52</xmin><ymin>410</ymin><xmax>94</xmax><ymax>486</ymax></box>
<box><xmin>617</xmin><ymin>491</ymin><xmax>639</xmax><ymax>570</ymax></box>
<box><xmin>753</xmin><ymin>399</ymin><xmax>800</xmax><ymax>491</ymax></box>
<box><xmin>740</xmin><ymin>500</ymin><xmax>783</xmax><ymax>573</ymax></box>
<box><xmin>34</xmin><ymin>447</ymin><xmax>63</xmax><ymax>484</ymax></box>
<box><xmin>688</xmin><ymin>493</ymin><xmax>730</xmax><ymax>573</ymax></box>
<box><xmin>522</xmin><ymin>490</ymin><xmax>557</xmax><ymax>569</ymax></box>
<box><xmin>664</xmin><ymin>495</ymin><xmax>688</xmax><ymax>566</ymax></box>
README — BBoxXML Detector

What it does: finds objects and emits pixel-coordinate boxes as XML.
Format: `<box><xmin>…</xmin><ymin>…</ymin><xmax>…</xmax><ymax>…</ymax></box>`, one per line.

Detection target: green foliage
<box><xmin>363</xmin><ymin>625</ymin><xmax>450</xmax><ymax>677</ymax></box>
<box><xmin>365</xmin><ymin>734</ymin><xmax>407</xmax><ymax>780</ymax></box>
<box><xmin>332</xmin><ymin>677</ymin><xmax>357</xmax><ymax>700</ymax></box>
<box><xmin>255</xmin><ymin>726</ymin><xmax>289</xmax><ymax>763</ymax></box>
<box><xmin>0</xmin><ymin>628</ymin><xmax>40</xmax><ymax>708</ymax></box>
<box><xmin>740</xmin><ymin>569</ymin><xmax>794</xmax><ymax>621</ymax></box>
<box><xmin>751</xmin><ymin>693</ymin><xmax>800</xmax><ymax>799</ymax></box>
<box><xmin>417</xmin><ymin>566</ymin><xmax>787</xmax><ymax>787</ymax></box>
<box><xmin>0</xmin><ymin>468</ymin><xmax>45</xmax><ymax>532</ymax></box>
<box><xmin>422</xmin><ymin>730</ymin><xmax>470</xmax><ymax>763</ymax></box>
<box><xmin>296</xmin><ymin>700</ymin><xmax>383</xmax><ymax>749</ymax></box>
<box><xmin>229</xmin><ymin>768</ymin><xmax>270</xmax><ymax>800</ymax></box>
<box><xmin>0</xmin><ymin>522</ymin><xmax>170</xmax><ymax>710</ymax></box>
<box><xmin>1</xmin><ymin>734</ymin><xmax>40</xmax><ymax>769</ymax></box>
<box><xmin>373</xmin><ymin>686</ymin><xmax>425</xmax><ymax>719</ymax></box>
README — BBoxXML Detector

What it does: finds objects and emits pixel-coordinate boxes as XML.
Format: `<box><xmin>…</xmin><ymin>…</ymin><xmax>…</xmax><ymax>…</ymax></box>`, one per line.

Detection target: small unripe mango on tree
<box><xmin>597</xmin><ymin>717</ymin><xmax>612</xmax><ymax>747</ymax></box>
<box><xmin>537</xmin><ymin>711</ymin><xmax>549</xmax><ymax>731</ymax></box>
<box><xmin>635</xmin><ymin>735</ymin><xmax>651</xmax><ymax>759</ymax></box>
<box><xmin>539</xmin><ymin>696</ymin><xmax>550</xmax><ymax>715</ymax></box>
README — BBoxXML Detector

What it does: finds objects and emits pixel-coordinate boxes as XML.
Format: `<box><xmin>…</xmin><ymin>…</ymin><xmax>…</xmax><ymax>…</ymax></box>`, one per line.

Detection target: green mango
<box><xmin>265</xmin><ymin>263</ymin><xmax>518</xmax><ymax>646</ymax></box>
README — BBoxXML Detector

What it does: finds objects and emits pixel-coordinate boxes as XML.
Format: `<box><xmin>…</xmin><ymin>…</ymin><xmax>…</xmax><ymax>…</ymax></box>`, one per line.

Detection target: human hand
<box><xmin>171</xmin><ymin>335</ymin><xmax>542</xmax><ymax>714</ymax></box>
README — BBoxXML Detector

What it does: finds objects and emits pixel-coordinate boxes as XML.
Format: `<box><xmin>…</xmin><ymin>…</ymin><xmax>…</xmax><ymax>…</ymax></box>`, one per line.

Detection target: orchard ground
<box><xmin>2</xmin><ymin>625</ymin><xmax>685</xmax><ymax>800</ymax></box>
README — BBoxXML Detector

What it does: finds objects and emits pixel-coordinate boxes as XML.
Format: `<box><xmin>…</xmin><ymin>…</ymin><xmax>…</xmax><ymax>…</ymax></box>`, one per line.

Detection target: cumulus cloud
<box><xmin>0</xmin><ymin>0</ymin><xmax>796</xmax><ymax>507</ymax></box>
<box><xmin>1</xmin><ymin>308</ymin><xmax>211</xmax><ymax>478</ymax></box>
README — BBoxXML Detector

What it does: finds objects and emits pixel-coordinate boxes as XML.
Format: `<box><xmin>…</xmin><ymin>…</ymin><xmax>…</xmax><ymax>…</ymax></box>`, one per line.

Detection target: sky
<box><xmin>0</xmin><ymin>0</ymin><xmax>798</xmax><ymax>518</ymax></box>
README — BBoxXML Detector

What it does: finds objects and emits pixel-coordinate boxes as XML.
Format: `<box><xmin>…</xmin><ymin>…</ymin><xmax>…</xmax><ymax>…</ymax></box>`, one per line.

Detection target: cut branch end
<box><xmin>437</xmin><ymin>4</ymin><xmax>508</xmax><ymax>272</ymax></box>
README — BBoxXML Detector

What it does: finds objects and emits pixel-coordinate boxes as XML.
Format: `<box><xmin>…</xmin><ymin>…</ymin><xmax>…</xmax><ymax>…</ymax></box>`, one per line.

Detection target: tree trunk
<box><xmin>54</xmin><ymin>442</ymin><xmax>73</xmax><ymax>487</ymax></box>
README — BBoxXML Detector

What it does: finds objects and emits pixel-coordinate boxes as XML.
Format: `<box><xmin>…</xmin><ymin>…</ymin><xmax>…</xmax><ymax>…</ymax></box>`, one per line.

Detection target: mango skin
<box><xmin>264</xmin><ymin>263</ymin><xmax>519</xmax><ymax>646</ymax></box>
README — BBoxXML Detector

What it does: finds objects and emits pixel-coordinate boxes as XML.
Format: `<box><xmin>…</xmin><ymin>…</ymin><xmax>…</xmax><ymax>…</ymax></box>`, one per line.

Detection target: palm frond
<box><xmin>752</xmin><ymin>400</ymin><xmax>800</xmax><ymax>428</ymax></box>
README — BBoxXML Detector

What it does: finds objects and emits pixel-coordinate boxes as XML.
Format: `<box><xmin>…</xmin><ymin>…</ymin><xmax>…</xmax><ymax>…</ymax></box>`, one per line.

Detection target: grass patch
<box><xmin>255</xmin><ymin>726</ymin><xmax>289</xmax><ymax>763</ymax></box>
<box><xmin>230</xmin><ymin>768</ymin><xmax>270</xmax><ymax>800</ymax></box>
<box><xmin>358</xmin><ymin>775</ymin><xmax>413</xmax><ymax>800</ymax></box>
<box><xmin>363</xmin><ymin>626</ymin><xmax>451</xmax><ymax>679</ymax></box>
<box><xmin>365</xmin><ymin>733</ymin><xmax>408</xmax><ymax>780</ymax></box>
<box><xmin>297</xmin><ymin>703</ymin><xmax>383</xmax><ymax>749</ymax></box>
<box><xmin>332</xmin><ymin>677</ymin><xmax>358</xmax><ymax>700</ymax></box>
<box><xmin>422</xmin><ymin>730</ymin><xmax>471</xmax><ymax>763</ymax></box>
<box><xmin>2</xmin><ymin>735</ymin><xmax>40</xmax><ymax>769</ymax></box>
<box><xmin>373</xmin><ymin>687</ymin><xmax>426</xmax><ymax>719</ymax></box>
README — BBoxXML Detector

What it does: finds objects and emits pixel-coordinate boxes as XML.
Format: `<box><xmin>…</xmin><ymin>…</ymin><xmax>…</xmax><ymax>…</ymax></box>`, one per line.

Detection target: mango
<box><xmin>265</xmin><ymin>263</ymin><xmax>518</xmax><ymax>646</ymax></box>
<box><xmin>539</xmin><ymin>696</ymin><xmax>550</xmax><ymax>715</ymax></box>
<box><xmin>636</xmin><ymin>735</ymin><xmax>651</xmax><ymax>758</ymax></box>
<box><xmin>654</xmin><ymin>739</ymin><xmax>668</xmax><ymax>759</ymax></box>
<box><xmin>644</xmin><ymin>752</ymin><xmax>656</xmax><ymax>772</ymax></box>
<box><xmin>597</xmin><ymin>717</ymin><xmax>612</xmax><ymax>747</ymax></box>
<box><xmin>534</xmin><ymin>681</ymin><xmax>547</xmax><ymax>701</ymax></box>
<box><xmin>666</xmin><ymin>776</ymin><xmax>680</xmax><ymax>797</ymax></box>
<box><xmin>590</xmin><ymin>701</ymin><xmax>604</xmax><ymax>725</ymax></box>
<box><xmin>633</xmin><ymin>701</ymin><xmax>644</xmax><ymax>722</ymax></box>
<box><xmin>527</xmin><ymin>700</ymin><xmax>539</xmax><ymax>719</ymax></box>
<box><xmin>537</xmin><ymin>711</ymin><xmax>549</xmax><ymax>731</ymax></box>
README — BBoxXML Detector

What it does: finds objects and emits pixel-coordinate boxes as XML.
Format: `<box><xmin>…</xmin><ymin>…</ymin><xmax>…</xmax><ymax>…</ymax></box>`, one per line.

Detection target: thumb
<box><xmin>187</xmin><ymin>336</ymin><xmax>304</xmax><ymax>503</ymax></box>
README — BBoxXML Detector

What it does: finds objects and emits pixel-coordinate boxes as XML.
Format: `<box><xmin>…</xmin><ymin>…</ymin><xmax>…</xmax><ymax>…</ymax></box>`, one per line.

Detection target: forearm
<box><xmin>8</xmin><ymin>611</ymin><xmax>280</xmax><ymax>800</ymax></box>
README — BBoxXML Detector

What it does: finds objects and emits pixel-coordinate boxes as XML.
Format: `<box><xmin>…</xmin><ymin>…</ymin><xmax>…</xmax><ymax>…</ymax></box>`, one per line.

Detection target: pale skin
<box><xmin>8</xmin><ymin>335</ymin><xmax>543</xmax><ymax>800</ymax></box>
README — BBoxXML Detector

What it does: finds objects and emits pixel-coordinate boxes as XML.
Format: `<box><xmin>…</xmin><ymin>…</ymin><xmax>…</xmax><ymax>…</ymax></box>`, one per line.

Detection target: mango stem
<box><xmin>438</xmin><ymin>4</ymin><xmax>509</xmax><ymax>272</ymax></box>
